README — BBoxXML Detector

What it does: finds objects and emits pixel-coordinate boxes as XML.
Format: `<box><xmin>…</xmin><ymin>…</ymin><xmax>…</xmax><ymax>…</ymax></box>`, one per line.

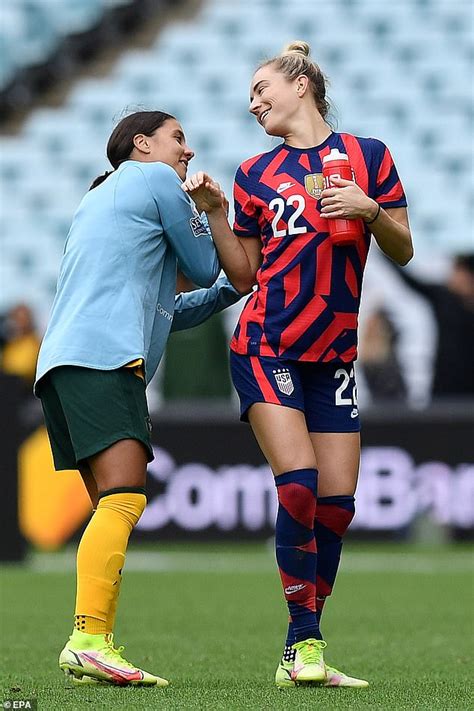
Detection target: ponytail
<box><xmin>89</xmin><ymin>170</ymin><xmax>114</xmax><ymax>191</ymax></box>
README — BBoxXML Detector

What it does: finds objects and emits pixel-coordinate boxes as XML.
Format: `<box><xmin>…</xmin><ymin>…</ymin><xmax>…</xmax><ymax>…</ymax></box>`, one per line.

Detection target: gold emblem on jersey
<box><xmin>304</xmin><ymin>173</ymin><xmax>324</xmax><ymax>199</ymax></box>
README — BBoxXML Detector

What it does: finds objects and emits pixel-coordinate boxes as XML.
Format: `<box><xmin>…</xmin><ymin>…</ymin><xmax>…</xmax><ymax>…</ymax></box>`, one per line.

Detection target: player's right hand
<box><xmin>181</xmin><ymin>171</ymin><xmax>227</xmax><ymax>214</ymax></box>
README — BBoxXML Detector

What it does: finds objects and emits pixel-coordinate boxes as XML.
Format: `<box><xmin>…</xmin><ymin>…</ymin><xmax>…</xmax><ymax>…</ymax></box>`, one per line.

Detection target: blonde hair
<box><xmin>259</xmin><ymin>40</ymin><xmax>330</xmax><ymax>119</ymax></box>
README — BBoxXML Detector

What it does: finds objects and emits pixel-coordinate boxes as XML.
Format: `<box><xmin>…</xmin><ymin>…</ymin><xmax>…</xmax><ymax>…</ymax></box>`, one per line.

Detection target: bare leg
<box><xmin>248</xmin><ymin>403</ymin><xmax>317</xmax><ymax>475</ymax></box>
<box><xmin>78</xmin><ymin>464</ymin><xmax>99</xmax><ymax>509</ymax></box>
<box><xmin>86</xmin><ymin>438</ymin><xmax>148</xmax><ymax>493</ymax></box>
<box><xmin>309</xmin><ymin>432</ymin><xmax>360</xmax><ymax>496</ymax></box>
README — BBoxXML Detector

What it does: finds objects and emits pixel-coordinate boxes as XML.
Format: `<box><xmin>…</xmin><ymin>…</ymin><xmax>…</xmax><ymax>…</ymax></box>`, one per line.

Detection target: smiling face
<box><xmin>132</xmin><ymin>118</ymin><xmax>194</xmax><ymax>179</ymax></box>
<box><xmin>249</xmin><ymin>64</ymin><xmax>303</xmax><ymax>137</ymax></box>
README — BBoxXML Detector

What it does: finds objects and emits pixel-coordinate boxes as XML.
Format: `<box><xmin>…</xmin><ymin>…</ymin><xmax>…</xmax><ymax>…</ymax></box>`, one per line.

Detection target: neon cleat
<box><xmin>291</xmin><ymin>638</ymin><xmax>327</xmax><ymax>683</ymax></box>
<box><xmin>275</xmin><ymin>659</ymin><xmax>296</xmax><ymax>689</ymax></box>
<box><xmin>69</xmin><ymin>674</ymin><xmax>110</xmax><ymax>686</ymax></box>
<box><xmin>59</xmin><ymin>630</ymin><xmax>169</xmax><ymax>687</ymax></box>
<box><xmin>324</xmin><ymin>664</ymin><xmax>369</xmax><ymax>688</ymax></box>
<box><xmin>275</xmin><ymin>656</ymin><xmax>369</xmax><ymax>689</ymax></box>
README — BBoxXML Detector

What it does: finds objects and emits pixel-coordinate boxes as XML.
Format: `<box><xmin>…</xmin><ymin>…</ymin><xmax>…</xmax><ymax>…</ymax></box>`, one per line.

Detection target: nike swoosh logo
<box><xmin>276</xmin><ymin>182</ymin><xmax>295</xmax><ymax>194</ymax></box>
<box><xmin>284</xmin><ymin>583</ymin><xmax>306</xmax><ymax>595</ymax></box>
<box><xmin>81</xmin><ymin>652</ymin><xmax>144</xmax><ymax>683</ymax></box>
<box><xmin>291</xmin><ymin>664</ymin><xmax>305</xmax><ymax>678</ymax></box>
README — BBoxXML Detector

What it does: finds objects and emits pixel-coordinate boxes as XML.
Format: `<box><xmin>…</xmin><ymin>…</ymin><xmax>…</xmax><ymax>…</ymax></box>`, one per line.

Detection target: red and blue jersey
<box><xmin>230</xmin><ymin>132</ymin><xmax>407</xmax><ymax>362</ymax></box>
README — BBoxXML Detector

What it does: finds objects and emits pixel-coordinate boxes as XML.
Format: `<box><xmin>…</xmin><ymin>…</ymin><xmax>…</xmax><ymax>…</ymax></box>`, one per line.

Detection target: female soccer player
<box><xmin>182</xmin><ymin>41</ymin><xmax>413</xmax><ymax>689</ymax></box>
<box><xmin>34</xmin><ymin>110</ymin><xmax>242</xmax><ymax>687</ymax></box>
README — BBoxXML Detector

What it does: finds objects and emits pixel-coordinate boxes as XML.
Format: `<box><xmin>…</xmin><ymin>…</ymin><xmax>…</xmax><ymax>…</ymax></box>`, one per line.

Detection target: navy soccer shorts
<box><xmin>230</xmin><ymin>352</ymin><xmax>361</xmax><ymax>433</ymax></box>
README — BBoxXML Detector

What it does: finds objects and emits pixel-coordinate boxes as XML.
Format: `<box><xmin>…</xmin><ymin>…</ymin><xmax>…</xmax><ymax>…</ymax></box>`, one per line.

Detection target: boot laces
<box><xmin>103</xmin><ymin>634</ymin><xmax>134</xmax><ymax>670</ymax></box>
<box><xmin>293</xmin><ymin>638</ymin><xmax>327</xmax><ymax>665</ymax></box>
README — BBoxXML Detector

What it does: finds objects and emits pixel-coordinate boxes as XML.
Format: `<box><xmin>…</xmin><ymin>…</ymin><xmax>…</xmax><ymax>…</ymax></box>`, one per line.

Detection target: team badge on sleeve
<box><xmin>304</xmin><ymin>173</ymin><xmax>324</xmax><ymax>199</ymax></box>
<box><xmin>189</xmin><ymin>215</ymin><xmax>208</xmax><ymax>238</ymax></box>
<box><xmin>273</xmin><ymin>368</ymin><xmax>294</xmax><ymax>395</ymax></box>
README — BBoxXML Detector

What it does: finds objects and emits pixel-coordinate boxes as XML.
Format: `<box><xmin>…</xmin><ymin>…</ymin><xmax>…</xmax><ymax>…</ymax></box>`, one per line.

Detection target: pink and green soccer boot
<box><xmin>275</xmin><ymin>656</ymin><xmax>369</xmax><ymax>688</ymax></box>
<box><xmin>59</xmin><ymin>630</ymin><xmax>168</xmax><ymax>687</ymax></box>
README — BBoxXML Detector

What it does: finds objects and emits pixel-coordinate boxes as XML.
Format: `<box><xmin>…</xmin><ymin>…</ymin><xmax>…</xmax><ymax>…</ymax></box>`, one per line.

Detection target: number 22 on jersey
<box><xmin>268</xmin><ymin>194</ymin><xmax>308</xmax><ymax>238</ymax></box>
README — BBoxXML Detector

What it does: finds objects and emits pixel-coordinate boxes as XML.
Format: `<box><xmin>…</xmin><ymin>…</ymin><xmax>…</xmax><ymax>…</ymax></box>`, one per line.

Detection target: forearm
<box><xmin>364</xmin><ymin>201</ymin><xmax>414</xmax><ymax>266</ymax></box>
<box><xmin>321</xmin><ymin>177</ymin><xmax>413</xmax><ymax>266</ymax></box>
<box><xmin>206</xmin><ymin>208</ymin><xmax>257</xmax><ymax>293</ymax></box>
<box><xmin>172</xmin><ymin>276</ymin><xmax>244</xmax><ymax>332</ymax></box>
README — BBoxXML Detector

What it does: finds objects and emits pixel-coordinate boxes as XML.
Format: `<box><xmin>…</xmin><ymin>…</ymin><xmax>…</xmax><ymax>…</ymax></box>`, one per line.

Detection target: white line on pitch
<box><xmin>29</xmin><ymin>551</ymin><xmax>474</xmax><ymax>574</ymax></box>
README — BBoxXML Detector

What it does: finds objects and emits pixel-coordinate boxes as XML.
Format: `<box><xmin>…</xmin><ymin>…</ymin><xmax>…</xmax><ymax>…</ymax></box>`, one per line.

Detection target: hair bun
<box><xmin>282</xmin><ymin>40</ymin><xmax>311</xmax><ymax>57</ymax></box>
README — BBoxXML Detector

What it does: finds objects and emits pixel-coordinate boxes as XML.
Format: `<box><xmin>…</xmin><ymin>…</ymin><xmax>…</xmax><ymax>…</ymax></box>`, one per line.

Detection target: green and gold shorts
<box><xmin>38</xmin><ymin>365</ymin><xmax>154</xmax><ymax>471</ymax></box>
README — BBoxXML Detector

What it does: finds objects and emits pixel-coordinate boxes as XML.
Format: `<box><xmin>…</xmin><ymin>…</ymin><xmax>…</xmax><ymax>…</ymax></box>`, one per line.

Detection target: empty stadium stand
<box><xmin>1</xmin><ymin>0</ymin><xmax>472</xmax><ymax>404</ymax></box>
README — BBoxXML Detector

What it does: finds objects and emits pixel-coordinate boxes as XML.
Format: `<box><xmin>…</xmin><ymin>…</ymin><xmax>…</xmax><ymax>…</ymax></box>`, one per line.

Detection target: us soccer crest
<box><xmin>273</xmin><ymin>368</ymin><xmax>294</xmax><ymax>396</ymax></box>
<box><xmin>304</xmin><ymin>173</ymin><xmax>324</xmax><ymax>199</ymax></box>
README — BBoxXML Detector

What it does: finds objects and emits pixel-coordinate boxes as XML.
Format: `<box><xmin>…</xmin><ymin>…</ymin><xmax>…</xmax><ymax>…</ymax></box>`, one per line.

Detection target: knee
<box><xmin>275</xmin><ymin>468</ymin><xmax>318</xmax><ymax>529</ymax></box>
<box><xmin>98</xmin><ymin>489</ymin><xmax>147</xmax><ymax>529</ymax></box>
<box><xmin>273</xmin><ymin>458</ymin><xmax>318</xmax><ymax>477</ymax></box>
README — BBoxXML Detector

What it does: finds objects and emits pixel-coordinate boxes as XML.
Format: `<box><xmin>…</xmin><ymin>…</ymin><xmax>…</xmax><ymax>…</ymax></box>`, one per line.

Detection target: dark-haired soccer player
<box><xmin>183</xmin><ymin>40</ymin><xmax>413</xmax><ymax>688</ymax></box>
<box><xmin>35</xmin><ymin>111</ymin><xmax>243</xmax><ymax>687</ymax></box>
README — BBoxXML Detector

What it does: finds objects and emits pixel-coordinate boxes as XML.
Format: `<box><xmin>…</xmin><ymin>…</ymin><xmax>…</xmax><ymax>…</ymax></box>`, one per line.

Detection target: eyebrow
<box><xmin>174</xmin><ymin>129</ymin><xmax>185</xmax><ymax>140</ymax></box>
<box><xmin>250</xmin><ymin>80</ymin><xmax>266</xmax><ymax>102</ymax></box>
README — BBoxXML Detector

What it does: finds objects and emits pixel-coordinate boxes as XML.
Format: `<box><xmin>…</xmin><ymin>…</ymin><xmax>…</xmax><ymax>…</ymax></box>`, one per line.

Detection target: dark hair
<box><xmin>454</xmin><ymin>253</ymin><xmax>474</xmax><ymax>274</ymax></box>
<box><xmin>89</xmin><ymin>110</ymin><xmax>175</xmax><ymax>189</ymax></box>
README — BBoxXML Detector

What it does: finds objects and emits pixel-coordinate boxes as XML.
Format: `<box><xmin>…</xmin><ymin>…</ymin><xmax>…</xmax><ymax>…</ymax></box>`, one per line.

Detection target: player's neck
<box><xmin>283</xmin><ymin>113</ymin><xmax>332</xmax><ymax>149</ymax></box>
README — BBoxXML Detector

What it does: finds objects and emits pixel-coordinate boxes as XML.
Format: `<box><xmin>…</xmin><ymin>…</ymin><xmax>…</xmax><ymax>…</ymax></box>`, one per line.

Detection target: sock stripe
<box><xmin>317</xmin><ymin>494</ymin><xmax>355</xmax><ymax>509</ymax></box>
<box><xmin>314</xmin><ymin>518</ymin><xmax>349</xmax><ymax>541</ymax></box>
<box><xmin>98</xmin><ymin>486</ymin><xmax>146</xmax><ymax>499</ymax></box>
<box><xmin>276</xmin><ymin>505</ymin><xmax>316</xmax><ymax>545</ymax></box>
<box><xmin>315</xmin><ymin>501</ymin><xmax>355</xmax><ymax>538</ymax></box>
<box><xmin>277</xmin><ymin>548</ymin><xmax>318</xmax><ymax>584</ymax></box>
<box><xmin>275</xmin><ymin>468</ymin><xmax>318</xmax><ymax>493</ymax></box>
<box><xmin>316</xmin><ymin>574</ymin><xmax>333</xmax><ymax>597</ymax></box>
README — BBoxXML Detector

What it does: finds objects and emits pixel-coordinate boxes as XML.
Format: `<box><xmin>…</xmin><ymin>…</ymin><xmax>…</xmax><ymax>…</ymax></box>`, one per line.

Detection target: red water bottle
<box><xmin>322</xmin><ymin>148</ymin><xmax>364</xmax><ymax>245</ymax></box>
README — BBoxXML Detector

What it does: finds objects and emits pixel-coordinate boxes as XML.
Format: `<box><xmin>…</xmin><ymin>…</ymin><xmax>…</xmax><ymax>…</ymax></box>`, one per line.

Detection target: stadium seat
<box><xmin>0</xmin><ymin>0</ymin><xmax>472</xmax><ymax>324</ymax></box>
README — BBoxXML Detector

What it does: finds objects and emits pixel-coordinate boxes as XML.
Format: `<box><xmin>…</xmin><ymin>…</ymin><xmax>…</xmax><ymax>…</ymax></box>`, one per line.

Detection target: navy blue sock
<box><xmin>275</xmin><ymin>468</ymin><xmax>321</xmax><ymax>643</ymax></box>
<box><xmin>284</xmin><ymin>494</ymin><xmax>355</xmax><ymax>654</ymax></box>
<box><xmin>314</xmin><ymin>495</ymin><xmax>355</xmax><ymax>625</ymax></box>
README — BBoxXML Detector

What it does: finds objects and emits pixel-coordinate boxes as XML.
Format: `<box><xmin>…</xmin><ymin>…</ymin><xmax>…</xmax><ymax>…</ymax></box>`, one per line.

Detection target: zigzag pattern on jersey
<box><xmin>231</xmin><ymin>132</ymin><xmax>406</xmax><ymax>362</ymax></box>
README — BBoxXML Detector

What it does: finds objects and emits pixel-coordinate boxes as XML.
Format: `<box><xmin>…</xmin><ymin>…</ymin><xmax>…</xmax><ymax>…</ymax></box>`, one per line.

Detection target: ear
<box><xmin>295</xmin><ymin>74</ymin><xmax>310</xmax><ymax>97</ymax></box>
<box><xmin>132</xmin><ymin>133</ymin><xmax>151</xmax><ymax>154</ymax></box>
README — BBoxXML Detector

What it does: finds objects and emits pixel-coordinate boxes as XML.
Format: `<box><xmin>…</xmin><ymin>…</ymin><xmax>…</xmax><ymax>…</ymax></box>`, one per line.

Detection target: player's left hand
<box><xmin>181</xmin><ymin>171</ymin><xmax>228</xmax><ymax>215</ymax></box>
<box><xmin>320</xmin><ymin>176</ymin><xmax>376</xmax><ymax>221</ymax></box>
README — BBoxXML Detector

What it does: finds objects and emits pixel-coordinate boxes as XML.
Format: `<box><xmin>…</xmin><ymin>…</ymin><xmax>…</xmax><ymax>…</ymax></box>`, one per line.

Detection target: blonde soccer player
<box><xmin>183</xmin><ymin>41</ymin><xmax>413</xmax><ymax>689</ymax></box>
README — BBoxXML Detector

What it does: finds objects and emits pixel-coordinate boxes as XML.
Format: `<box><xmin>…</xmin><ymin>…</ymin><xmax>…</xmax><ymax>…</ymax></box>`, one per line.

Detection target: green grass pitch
<box><xmin>1</xmin><ymin>542</ymin><xmax>472</xmax><ymax>710</ymax></box>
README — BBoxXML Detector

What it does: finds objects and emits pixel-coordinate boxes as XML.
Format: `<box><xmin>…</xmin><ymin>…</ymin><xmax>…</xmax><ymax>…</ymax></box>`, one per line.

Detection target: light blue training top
<box><xmin>35</xmin><ymin>160</ymin><xmax>240</xmax><ymax>392</ymax></box>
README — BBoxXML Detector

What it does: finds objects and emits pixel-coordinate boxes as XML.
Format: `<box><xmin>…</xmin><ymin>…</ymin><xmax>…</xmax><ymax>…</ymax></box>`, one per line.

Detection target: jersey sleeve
<box><xmin>171</xmin><ymin>275</ymin><xmax>243</xmax><ymax>332</ymax></box>
<box><xmin>372</xmin><ymin>140</ymin><xmax>408</xmax><ymax>209</ymax></box>
<box><xmin>233</xmin><ymin>165</ymin><xmax>261</xmax><ymax>237</ymax></box>
<box><xmin>143</xmin><ymin>163</ymin><xmax>220</xmax><ymax>288</ymax></box>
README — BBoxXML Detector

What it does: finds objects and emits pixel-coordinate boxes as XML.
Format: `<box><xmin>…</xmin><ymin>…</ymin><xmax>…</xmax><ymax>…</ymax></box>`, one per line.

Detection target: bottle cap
<box><xmin>322</xmin><ymin>148</ymin><xmax>349</xmax><ymax>163</ymax></box>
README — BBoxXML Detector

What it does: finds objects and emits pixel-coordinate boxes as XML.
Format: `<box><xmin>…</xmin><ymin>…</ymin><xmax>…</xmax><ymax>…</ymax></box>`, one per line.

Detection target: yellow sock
<box><xmin>106</xmin><ymin>573</ymin><xmax>122</xmax><ymax>634</ymax></box>
<box><xmin>74</xmin><ymin>491</ymin><xmax>146</xmax><ymax>634</ymax></box>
